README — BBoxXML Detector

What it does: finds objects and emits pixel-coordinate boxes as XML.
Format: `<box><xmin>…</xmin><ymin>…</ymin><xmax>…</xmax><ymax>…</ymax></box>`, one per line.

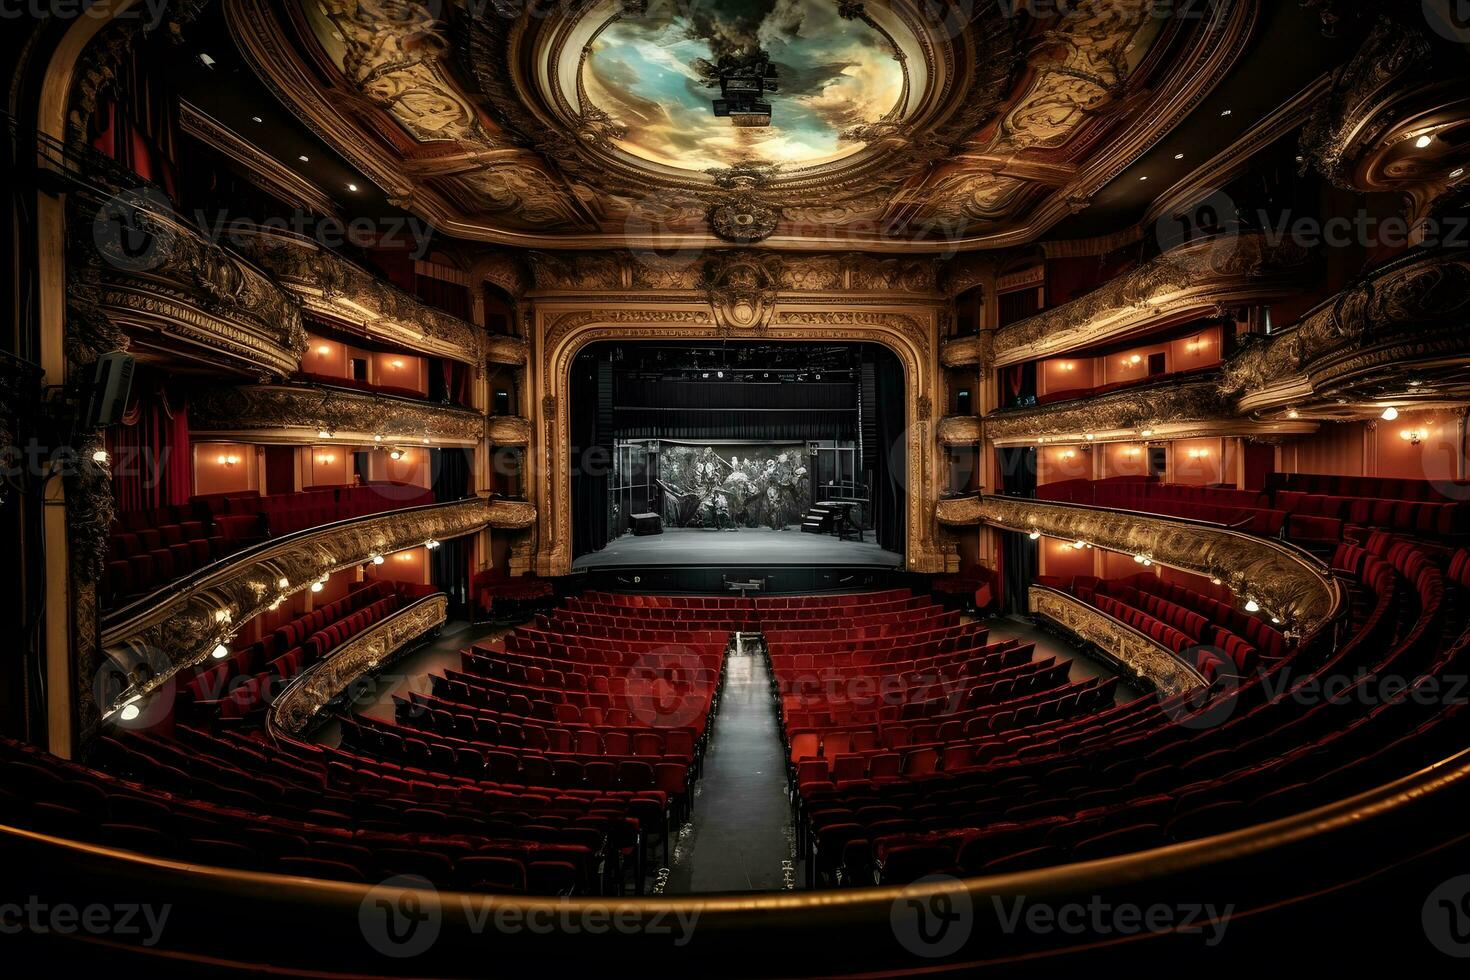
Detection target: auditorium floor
<box><xmin>664</xmin><ymin>636</ymin><xmax>796</xmax><ymax>894</ymax></box>
<box><xmin>572</xmin><ymin>526</ymin><xmax>902</xmax><ymax>569</ymax></box>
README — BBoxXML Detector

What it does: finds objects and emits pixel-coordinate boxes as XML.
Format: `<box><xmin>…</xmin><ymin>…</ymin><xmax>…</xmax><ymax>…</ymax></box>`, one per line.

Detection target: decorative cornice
<box><xmin>190</xmin><ymin>384</ymin><xmax>485</xmax><ymax>447</ymax></box>
<box><xmin>937</xmin><ymin>494</ymin><xmax>1341</xmax><ymax>636</ymax></box>
<box><xmin>486</xmin><ymin>415</ymin><xmax>533</xmax><ymax>446</ymax></box>
<box><xmin>74</xmin><ymin>198</ymin><xmax>306</xmax><ymax>380</ymax></box>
<box><xmin>993</xmin><ymin>233</ymin><xmax>1316</xmax><ymax>367</ymax></box>
<box><xmin>98</xmin><ymin>497</ymin><xmax>533</xmax><ymax>715</ymax></box>
<box><xmin>1221</xmin><ymin>249</ymin><xmax>1470</xmax><ymax>412</ymax></box>
<box><xmin>937</xmin><ymin>415</ymin><xmax>982</xmax><ymax>446</ymax></box>
<box><xmin>229</xmin><ymin>226</ymin><xmax>484</xmax><ymax>368</ymax></box>
<box><xmin>269</xmin><ymin>594</ymin><xmax>447</xmax><ymax>737</ymax></box>
<box><xmin>1030</xmin><ymin>586</ymin><xmax>1206</xmax><ymax>698</ymax></box>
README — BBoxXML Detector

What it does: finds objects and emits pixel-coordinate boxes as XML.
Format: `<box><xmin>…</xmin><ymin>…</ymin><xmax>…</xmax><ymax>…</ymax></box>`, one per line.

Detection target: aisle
<box><xmin>665</xmin><ymin>637</ymin><xmax>796</xmax><ymax>893</ymax></box>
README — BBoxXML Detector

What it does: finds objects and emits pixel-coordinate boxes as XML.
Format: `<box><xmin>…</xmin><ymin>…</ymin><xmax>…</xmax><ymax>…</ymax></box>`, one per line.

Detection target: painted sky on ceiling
<box><xmin>583</xmin><ymin>0</ymin><xmax>903</xmax><ymax>172</ymax></box>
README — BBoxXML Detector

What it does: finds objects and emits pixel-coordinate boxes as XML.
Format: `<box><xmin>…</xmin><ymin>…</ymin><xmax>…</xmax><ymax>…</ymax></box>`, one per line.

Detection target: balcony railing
<box><xmin>191</xmin><ymin>382</ymin><xmax>487</xmax><ymax>447</ymax></box>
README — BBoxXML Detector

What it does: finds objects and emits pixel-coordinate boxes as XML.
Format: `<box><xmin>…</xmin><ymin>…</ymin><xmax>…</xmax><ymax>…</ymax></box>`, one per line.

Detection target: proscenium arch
<box><xmin>533</xmin><ymin>306</ymin><xmax>947</xmax><ymax>577</ymax></box>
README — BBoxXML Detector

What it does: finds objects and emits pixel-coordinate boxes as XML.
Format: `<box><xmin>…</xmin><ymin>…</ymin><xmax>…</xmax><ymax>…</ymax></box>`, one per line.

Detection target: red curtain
<box><xmin>414</xmin><ymin>275</ymin><xmax>472</xmax><ymax>321</ymax></box>
<box><xmin>88</xmin><ymin>45</ymin><xmax>179</xmax><ymax>199</ymax></box>
<box><xmin>264</xmin><ymin>446</ymin><xmax>296</xmax><ymax>496</ymax></box>
<box><xmin>105</xmin><ymin>384</ymin><xmax>190</xmax><ymax>514</ymax></box>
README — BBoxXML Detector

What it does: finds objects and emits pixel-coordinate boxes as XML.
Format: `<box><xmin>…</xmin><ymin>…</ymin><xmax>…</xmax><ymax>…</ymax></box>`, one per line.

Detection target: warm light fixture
<box><xmin>347</xmin><ymin>183</ymin><xmax>359</xmax><ymax>192</ymax></box>
<box><xmin>389</xmin><ymin>449</ymin><xmax>405</xmax><ymax>461</ymax></box>
<box><xmin>1380</xmin><ymin>407</ymin><xmax>1399</xmax><ymax>421</ymax></box>
<box><xmin>1060</xmin><ymin>450</ymin><xmax>1077</xmax><ymax>461</ymax></box>
<box><xmin>1140</xmin><ymin>429</ymin><xmax>1154</xmax><ymax>438</ymax></box>
<box><xmin>310</xmin><ymin>581</ymin><xmax>323</xmax><ymax>593</ymax></box>
<box><xmin>1211</xmin><ymin>577</ymin><xmax>1223</xmax><ymax>586</ymax></box>
<box><xmin>318</xmin><ymin>429</ymin><xmax>333</xmax><ymax>438</ymax></box>
<box><xmin>211</xmin><ymin>643</ymin><xmax>229</xmax><ymax>660</ymax></box>
<box><xmin>1189</xmin><ymin>449</ymin><xmax>1208</xmax><ymax>460</ymax></box>
<box><xmin>1085</xmin><ymin>434</ymin><xmax>1095</xmax><ymax>441</ymax></box>
<box><xmin>374</xmin><ymin>434</ymin><xmax>383</xmax><ymax>443</ymax></box>
<box><xmin>372</xmin><ymin>554</ymin><xmax>385</xmax><ymax>565</ymax></box>
<box><xmin>1401</xmin><ymin>428</ymin><xmax>1428</xmax><ymax>445</ymax></box>
<box><xmin>1073</xmin><ymin>540</ymin><xmax>1086</xmax><ymax>550</ymax></box>
<box><xmin>278</xmin><ymin>577</ymin><xmax>289</xmax><ymax>589</ymax></box>
<box><xmin>1245</xmin><ymin>599</ymin><xmax>1261</xmax><ymax>613</ymax></box>
<box><xmin>396</xmin><ymin>553</ymin><xmax>413</xmax><ymax>562</ymax></box>
<box><xmin>317</xmin><ymin>453</ymin><xmax>335</xmax><ymax>464</ymax></box>
<box><xmin>426</xmin><ymin>538</ymin><xmax>440</xmax><ymax>550</ymax></box>
<box><xmin>421</xmin><ymin>437</ymin><xmax>431</xmax><ymax>445</ymax></box>
<box><xmin>1287</xmin><ymin>409</ymin><xmax>1300</xmax><ymax>419</ymax></box>
<box><xmin>317</xmin><ymin>345</ymin><xmax>330</xmax><ymax>355</ymax></box>
<box><xmin>216</xmin><ymin>453</ymin><xmax>240</xmax><ymax>466</ymax></box>
<box><xmin>1060</xmin><ymin>362</ymin><xmax>1075</xmax><ymax>371</ymax></box>
<box><xmin>1415</xmin><ymin>134</ymin><xmax>1433</xmax><ymax>149</ymax></box>
<box><xmin>391</xmin><ymin>359</ymin><xmax>404</xmax><ymax>369</ymax></box>
<box><xmin>1028</xmin><ymin>530</ymin><xmax>1041</xmax><ymax>541</ymax></box>
<box><xmin>92</xmin><ymin>449</ymin><xmax>110</xmax><ymax>464</ymax></box>
<box><xmin>119</xmin><ymin>702</ymin><xmax>141</xmax><ymax>722</ymax></box>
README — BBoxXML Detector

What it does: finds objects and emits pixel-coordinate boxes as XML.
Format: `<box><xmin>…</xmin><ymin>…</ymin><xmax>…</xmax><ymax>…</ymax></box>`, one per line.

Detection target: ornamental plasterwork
<box><xmin>938</xmin><ymin>494</ymin><xmax>1340</xmax><ymax>637</ymax></box>
<box><xmin>526</xmin><ymin>250</ymin><xmax>941</xmax><ymax>296</ymax></box>
<box><xmin>190</xmin><ymin>384</ymin><xmax>487</xmax><ymax>446</ymax></box>
<box><xmin>940</xmin><ymin>334</ymin><xmax>987</xmax><ymax>369</ymax></box>
<box><xmin>487</xmin><ymin>415</ymin><xmax>534</xmax><ymax>446</ymax></box>
<box><xmin>75</xmin><ymin>198</ymin><xmax>306</xmax><ymax>380</ymax></box>
<box><xmin>1030</xmin><ymin>587</ymin><xmax>1206</xmax><ymax>698</ymax></box>
<box><xmin>987</xmin><ymin>376</ymin><xmax>1230</xmax><ymax>443</ymax></box>
<box><xmin>98</xmin><ymin>497</ymin><xmax>533</xmax><ymax>713</ymax></box>
<box><xmin>231</xmin><ymin>227</ymin><xmax>484</xmax><ymax>368</ymax></box>
<box><xmin>1221</xmin><ymin>249</ymin><xmax>1470</xmax><ymax>412</ymax></box>
<box><xmin>225</xmin><ymin>0</ymin><xmax>1249</xmax><ymax>248</ymax></box>
<box><xmin>992</xmin><ymin>233</ymin><xmax>1316</xmax><ymax>367</ymax></box>
<box><xmin>270</xmin><ymin>594</ymin><xmax>448</xmax><ymax>737</ymax></box>
<box><xmin>937</xmin><ymin>415</ymin><xmax>982</xmax><ymax>446</ymax></box>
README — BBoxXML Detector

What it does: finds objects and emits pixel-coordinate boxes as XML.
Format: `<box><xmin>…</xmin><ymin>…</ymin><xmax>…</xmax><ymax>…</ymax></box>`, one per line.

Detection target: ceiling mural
<box><xmin>229</xmin><ymin>0</ymin><xmax>1251</xmax><ymax>249</ymax></box>
<box><xmin>583</xmin><ymin>0</ymin><xmax>905</xmax><ymax>171</ymax></box>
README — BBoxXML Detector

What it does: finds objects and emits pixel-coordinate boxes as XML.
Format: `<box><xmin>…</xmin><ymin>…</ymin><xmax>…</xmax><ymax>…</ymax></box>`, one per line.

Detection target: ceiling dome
<box><xmin>581</xmin><ymin>0</ymin><xmax>907</xmax><ymax>173</ymax></box>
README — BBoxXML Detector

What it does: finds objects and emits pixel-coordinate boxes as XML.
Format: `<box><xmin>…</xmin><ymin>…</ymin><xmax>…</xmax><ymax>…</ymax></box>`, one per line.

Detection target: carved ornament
<box><xmin>190</xmin><ymin>384</ymin><xmax>486</xmax><ymax>446</ymax></box>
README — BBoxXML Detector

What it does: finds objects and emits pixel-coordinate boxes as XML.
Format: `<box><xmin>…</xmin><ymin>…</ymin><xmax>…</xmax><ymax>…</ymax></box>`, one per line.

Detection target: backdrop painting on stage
<box><xmin>656</xmin><ymin>443</ymin><xmax>811</xmax><ymax>530</ymax></box>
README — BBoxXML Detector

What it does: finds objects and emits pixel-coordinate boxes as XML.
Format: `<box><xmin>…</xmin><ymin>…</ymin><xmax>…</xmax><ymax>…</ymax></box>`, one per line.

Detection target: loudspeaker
<box><xmin>85</xmin><ymin>352</ymin><xmax>135</xmax><ymax>428</ymax></box>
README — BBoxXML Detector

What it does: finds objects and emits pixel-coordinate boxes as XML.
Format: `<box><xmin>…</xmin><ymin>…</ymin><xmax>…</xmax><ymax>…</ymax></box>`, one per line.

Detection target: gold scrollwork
<box><xmin>1030</xmin><ymin>586</ymin><xmax>1206</xmax><ymax>698</ymax></box>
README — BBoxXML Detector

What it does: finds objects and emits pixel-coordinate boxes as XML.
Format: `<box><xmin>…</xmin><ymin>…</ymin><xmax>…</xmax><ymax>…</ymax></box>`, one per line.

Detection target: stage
<box><xmin>571</xmin><ymin>527</ymin><xmax>906</xmax><ymax>593</ymax></box>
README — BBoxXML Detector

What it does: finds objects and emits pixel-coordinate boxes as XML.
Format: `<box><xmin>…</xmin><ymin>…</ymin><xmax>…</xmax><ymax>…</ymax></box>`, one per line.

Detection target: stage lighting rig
<box><xmin>705</xmin><ymin>55</ymin><xmax>779</xmax><ymax>128</ymax></box>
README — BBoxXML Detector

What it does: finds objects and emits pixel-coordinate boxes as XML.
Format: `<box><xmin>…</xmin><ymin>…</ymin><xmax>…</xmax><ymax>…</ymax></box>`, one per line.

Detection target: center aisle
<box><xmin>666</xmin><ymin>635</ymin><xmax>796</xmax><ymax>893</ymax></box>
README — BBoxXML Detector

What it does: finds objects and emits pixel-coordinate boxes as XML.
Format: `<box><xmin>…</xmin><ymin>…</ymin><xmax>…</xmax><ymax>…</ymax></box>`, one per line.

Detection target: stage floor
<box><xmin>573</xmin><ymin>526</ymin><xmax>902</xmax><ymax>569</ymax></box>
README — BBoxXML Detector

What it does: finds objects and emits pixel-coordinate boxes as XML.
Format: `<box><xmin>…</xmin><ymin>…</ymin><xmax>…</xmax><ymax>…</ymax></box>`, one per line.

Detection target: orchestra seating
<box><xmin>104</xmin><ymin>483</ymin><xmax>437</xmax><ymax>605</ymax></box>
<box><xmin>472</xmin><ymin>570</ymin><xmax>557</xmax><ymax>620</ymax></box>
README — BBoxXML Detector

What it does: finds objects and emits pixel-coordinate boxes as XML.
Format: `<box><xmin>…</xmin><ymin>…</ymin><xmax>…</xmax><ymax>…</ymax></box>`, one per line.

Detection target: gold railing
<box><xmin>1029</xmin><ymin>586</ymin><xmax>1207</xmax><ymax>697</ymax></box>
<box><xmin>191</xmin><ymin>383</ymin><xmax>486</xmax><ymax>446</ymax></box>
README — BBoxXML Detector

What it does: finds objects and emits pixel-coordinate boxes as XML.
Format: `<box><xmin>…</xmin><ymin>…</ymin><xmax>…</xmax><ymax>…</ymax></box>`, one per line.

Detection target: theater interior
<box><xmin>4</xmin><ymin>0</ymin><xmax>1470</xmax><ymax>973</ymax></box>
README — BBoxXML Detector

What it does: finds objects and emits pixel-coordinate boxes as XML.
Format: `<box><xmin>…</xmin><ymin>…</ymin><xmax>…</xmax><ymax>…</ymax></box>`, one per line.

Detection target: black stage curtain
<box><xmin>431</xmin><ymin>448</ymin><xmax>471</xmax><ymax>503</ymax></box>
<box><xmin>431</xmin><ymin>535</ymin><xmax>472</xmax><ymax>617</ymax></box>
<box><xmin>571</xmin><ymin>356</ymin><xmax>609</xmax><ymax>558</ymax></box>
<box><xmin>997</xmin><ymin>446</ymin><xmax>1039</xmax><ymax>614</ymax></box>
<box><xmin>612</xmin><ymin>380</ymin><xmax>856</xmax><ymax>441</ymax></box>
<box><xmin>872</xmin><ymin>358</ymin><xmax>905</xmax><ymax>554</ymax></box>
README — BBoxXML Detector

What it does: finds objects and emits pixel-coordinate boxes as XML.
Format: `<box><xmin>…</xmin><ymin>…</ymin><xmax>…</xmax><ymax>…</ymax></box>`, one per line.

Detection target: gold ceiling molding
<box><xmin>940</xmin><ymin>334</ymin><xmax>988</xmax><ymax>369</ymax></box>
<box><xmin>1030</xmin><ymin>586</ymin><xmax>1206</xmax><ymax>698</ymax></box>
<box><xmin>98</xmin><ymin>497</ymin><xmax>532</xmax><ymax>717</ymax></box>
<box><xmin>229</xmin><ymin>226</ymin><xmax>485</xmax><ymax>369</ymax></box>
<box><xmin>534</xmin><ymin>304</ymin><xmax>945</xmax><ymax>576</ymax></box>
<box><xmin>71</xmin><ymin>197</ymin><xmax>305</xmax><ymax>380</ymax></box>
<box><xmin>937</xmin><ymin>415</ymin><xmax>982</xmax><ymax>446</ymax></box>
<box><xmin>526</xmin><ymin>250</ymin><xmax>942</xmax><ymax>297</ymax></box>
<box><xmin>938</xmin><ymin>494</ymin><xmax>1341</xmax><ymax>636</ymax></box>
<box><xmin>993</xmin><ymin>232</ymin><xmax>1316</xmax><ymax>367</ymax></box>
<box><xmin>221</xmin><ymin>0</ymin><xmax>1253</xmax><ymax>250</ymax></box>
<box><xmin>1222</xmin><ymin>248</ymin><xmax>1470</xmax><ymax>413</ymax></box>
<box><xmin>189</xmin><ymin>384</ymin><xmax>485</xmax><ymax>447</ymax></box>
<box><xmin>486</xmin><ymin>415</ymin><xmax>533</xmax><ymax>447</ymax></box>
<box><xmin>178</xmin><ymin>100</ymin><xmax>339</xmax><ymax>218</ymax></box>
<box><xmin>270</xmin><ymin>594</ymin><xmax>448</xmax><ymax>737</ymax></box>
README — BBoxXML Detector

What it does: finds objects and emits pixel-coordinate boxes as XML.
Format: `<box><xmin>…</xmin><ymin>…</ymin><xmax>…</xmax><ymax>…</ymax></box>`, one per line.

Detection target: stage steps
<box><xmin>800</xmin><ymin>506</ymin><xmax>832</xmax><ymax>534</ymax></box>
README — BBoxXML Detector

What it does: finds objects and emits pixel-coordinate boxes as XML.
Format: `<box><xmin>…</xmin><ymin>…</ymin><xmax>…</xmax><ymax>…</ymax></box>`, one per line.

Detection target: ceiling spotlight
<box><xmin>1380</xmin><ymin>407</ymin><xmax>1399</xmax><ymax>421</ymax></box>
<box><xmin>389</xmin><ymin>449</ymin><xmax>404</xmax><ymax>461</ymax></box>
<box><xmin>1139</xmin><ymin>175</ymin><xmax>1149</xmax><ymax>182</ymax></box>
<box><xmin>1220</xmin><ymin>109</ymin><xmax>1233</xmax><ymax>117</ymax></box>
<box><xmin>212</xmin><ymin>643</ymin><xmax>230</xmax><ymax>659</ymax></box>
<box><xmin>1028</xmin><ymin>530</ymin><xmax>1041</xmax><ymax>540</ymax></box>
<box><xmin>347</xmin><ymin>183</ymin><xmax>359</xmax><ymax>192</ymax></box>
<box><xmin>198</xmin><ymin>53</ymin><xmax>216</xmax><ymax>68</ymax></box>
<box><xmin>298</xmin><ymin>154</ymin><xmax>310</xmax><ymax>162</ymax></box>
<box><xmin>716</xmin><ymin>371</ymin><xmax>724</xmax><ymax>379</ymax></box>
<box><xmin>426</xmin><ymin>538</ymin><xmax>440</xmax><ymax>550</ymax></box>
<box><xmin>372</xmin><ymin>554</ymin><xmax>384</xmax><ymax>565</ymax></box>
<box><xmin>1451</xmin><ymin>168</ymin><xmax>1465</xmax><ymax>180</ymax></box>
<box><xmin>1245</xmin><ymin>599</ymin><xmax>1260</xmax><ymax>613</ymax></box>
<box><xmin>1174</xmin><ymin>153</ymin><xmax>1185</xmax><ymax>160</ymax></box>
<box><xmin>119</xmin><ymin>702</ymin><xmax>141</xmax><ymax>722</ymax></box>
<box><xmin>310</xmin><ymin>581</ymin><xmax>323</xmax><ymax>593</ymax></box>
<box><xmin>1414</xmin><ymin>134</ymin><xmax>1433</xmax><ymax>149</ymax></box>
<box><xmin>1073</xmin><ymin>540</ymin><xmax>1086</xmax><ymax>550</ymax></box>
<box><xmin>92</xmin><ymin>449</ymin><xmax>110</xmax><ymax>464</ymax></box>
<box><xmin>251</xmin><ymin>115</ymin><xmax>263</xmax><ymax>124</ymax></box>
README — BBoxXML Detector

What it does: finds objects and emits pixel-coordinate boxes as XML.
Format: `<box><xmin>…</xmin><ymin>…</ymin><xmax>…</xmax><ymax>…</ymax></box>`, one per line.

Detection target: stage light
<box><xmin>426</xmin><ymin>539</ymin><xmax>440</xmax><ymax>550</ymax></box>
<box><xmin>1028</xmin><ymin>530</ymin><xmax>1041</xmax><ymax>540</ymax></box>
<box><xmin>1380</xmin><ymin>407</ymin><xmax>1399</xmax><ymax>421</ymax></box>
<box><xmin>212</xmin><ymin>643</ymin><xmax>229</xmax><ymax>659</ymax></box>
<box><xmin>372</xmin><ymin>554</ymin><xmax>384</xmax><ymax>565</ymax></box>
<box><xmin>389</xmin><ymin>449</ymin><xmax>404</xmax><ymax>460</ymax></box>
<box><xmin>310</xmin><ymin>581</ymin><xmax>323</xmax><ymax>593</ymax></box>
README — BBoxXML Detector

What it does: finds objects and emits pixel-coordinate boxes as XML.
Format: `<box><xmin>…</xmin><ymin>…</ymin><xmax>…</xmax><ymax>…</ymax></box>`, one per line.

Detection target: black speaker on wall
<box><xmin>84</xmin><ymin>351</ymin><xmax>134</xmax><ymax>428</ymax></box>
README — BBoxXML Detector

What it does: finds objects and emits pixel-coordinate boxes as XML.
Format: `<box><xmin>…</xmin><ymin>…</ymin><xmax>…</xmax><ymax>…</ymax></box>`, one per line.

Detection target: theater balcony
<box><xmin>189</xmin><ymin>383</ymin><xmax>487</xmax><ymax>448</ymax></box>
<box><xmin>486</xmin><ymin>414</ymin><xmax>534</xmax><ymax>446</ymax></box>
<box><xmin>990</xmin><ymin>233</ymin><xmax>1315</xmax><ymax>369</ymax></box>
<box><xmin>73</xmin><ymin>200</ymin><xmax>306</xmax><ymax>380</ymax></box>
<box><xmin>99</xmin><ymin>495</ymin><xmax>535</xmax><ymax>718</ymax></box>
<box><xmin>939</xmin><ymin>333</ymin><xmax>986</xmax><ymax>369</ymax></box>
<box><xmin>231</xmin><ymin>225</ymin><xmax>528</xmax><ymax>367</ymax></box>
<box><xmin>936</xmin><ymin>415</ymin><xmax>982</xmax><ymax>446</ymax></box>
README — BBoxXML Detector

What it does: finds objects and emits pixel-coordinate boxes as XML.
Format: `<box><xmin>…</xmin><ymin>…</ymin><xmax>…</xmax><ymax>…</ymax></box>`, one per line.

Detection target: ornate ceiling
<box><xmin>230</xmin><ymin>0</ymin><xmax>1253</xmax><ymax>249</ymax></box>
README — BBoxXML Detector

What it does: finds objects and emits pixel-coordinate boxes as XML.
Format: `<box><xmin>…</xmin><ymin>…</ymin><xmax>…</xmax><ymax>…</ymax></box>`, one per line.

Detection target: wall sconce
<box><xmin>1400</xmin><ymin>428</ymin><xmax>1428</xmax><ymax>445</ymax></box>
<box><xmin>1188</xmin><ymin>449</ymin><xmax>1209</xmax><ymax>461</ymax></box>
<box><xmin>216</xmin><ymin>453</ymin><xmax>240</xmax><ymax>466</ymax></box>
<box><xmin>1124</xmin><ymin>447</ymin><xmax>1142</xmax><ymax>459</ymax></box>
<box><xmin>317</xmin><ymin>453</ymin><xmax>335</xmax><ymax>464</ymax></box>
<box><xmin>1124</xmin><ymin>354</ymin><xmax>1142</xmax><ymax>366</ymax></box>
<box><xmin>391</xmin><ymin>359</ymin><xmax>405</xmax><ymax>369</ymax></box>
<box><xmin>395</xmin><ymin>553</ymin><xmax>414</xmax><ymax>562</ymax></box>
<box><xmin>1060</xmin><ymin>450</ymin><xmax>1077</xmax><ymax>461</ymax></box>
<box><xmin>1059</xmin><ymin>361</ymin><xmax>1075</xmax><ymax>372</ymax></box>
<box><xmin>316</xmin><ymin>345</ymin><xmax>330</xmax><ymax>355</ymax></box>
